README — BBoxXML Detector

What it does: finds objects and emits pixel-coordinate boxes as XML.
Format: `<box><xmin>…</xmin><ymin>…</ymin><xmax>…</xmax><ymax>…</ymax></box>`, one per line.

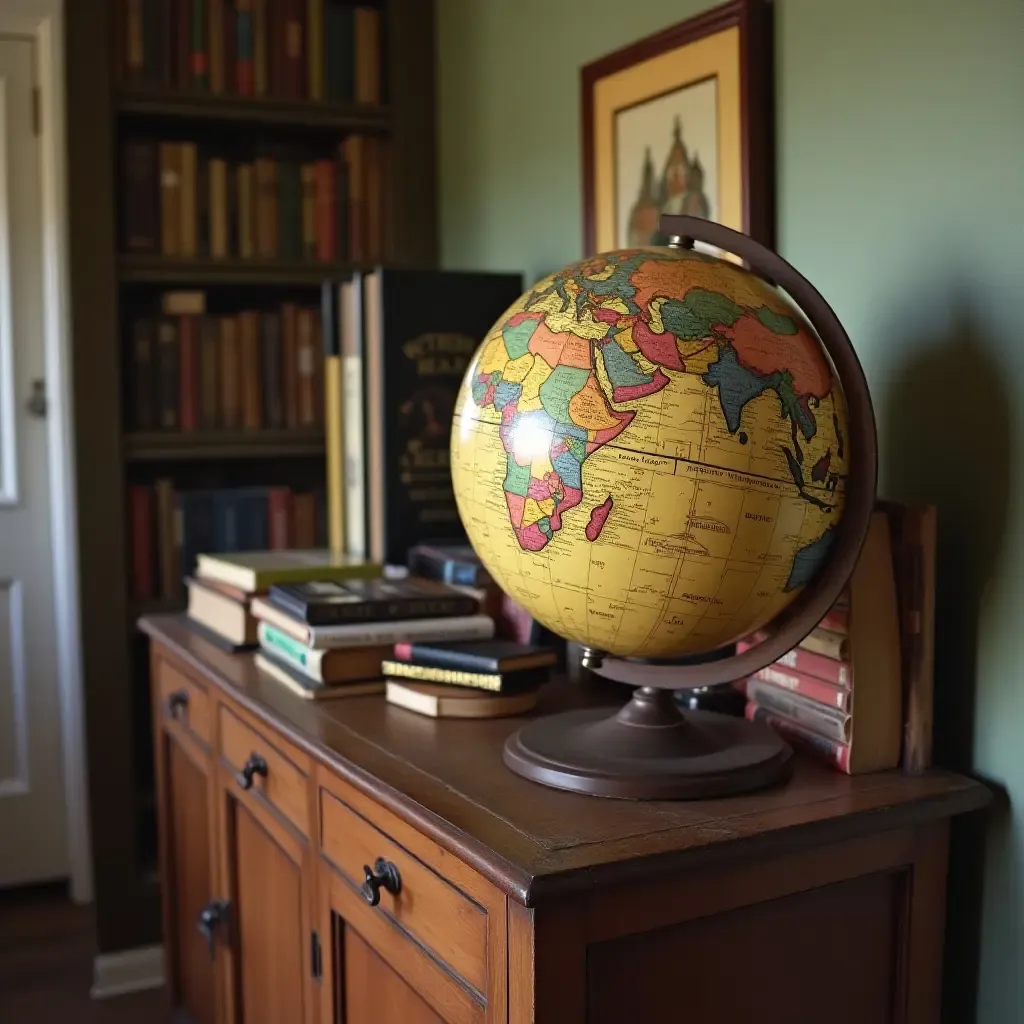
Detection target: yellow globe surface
<box><xmin>451</xmin><ymin>247</ymin><xmax>849</xmax><ymax>659</ymax></box>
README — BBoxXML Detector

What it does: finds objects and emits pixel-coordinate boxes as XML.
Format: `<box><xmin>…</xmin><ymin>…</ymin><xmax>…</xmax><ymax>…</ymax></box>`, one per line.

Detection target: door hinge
<box><xmin>310</xmin><ymin>929</ymin><xmax>322</xmax><ymax>982</ymax></box>
<box><xmin>32</xmin><ymin>87</ymin><xmax>41</xmax><ymax>136</ymax></box>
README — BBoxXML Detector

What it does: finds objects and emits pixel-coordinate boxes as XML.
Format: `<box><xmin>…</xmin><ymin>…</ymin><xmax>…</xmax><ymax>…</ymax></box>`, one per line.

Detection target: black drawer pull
<box><xmin>166</xmin><ymin>689</ymin><xmax>189</xmax><ymax>720</ymax></box>
<box><xmin>236</xmin><ymin>752</ymin><xmax>268</xmax><ymax>791</ymax></box>
<box><xmin>360</xmin><ymin>858</ymin><xmax>401</xmax><ymax>907</ymax></box>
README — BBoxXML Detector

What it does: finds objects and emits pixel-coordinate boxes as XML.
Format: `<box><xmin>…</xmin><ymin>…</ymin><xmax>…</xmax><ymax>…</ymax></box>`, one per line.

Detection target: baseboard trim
<box><xmin>91</xmin><ymin>944</ymin><xmax>166</xmax><ymax>999</ymax></box>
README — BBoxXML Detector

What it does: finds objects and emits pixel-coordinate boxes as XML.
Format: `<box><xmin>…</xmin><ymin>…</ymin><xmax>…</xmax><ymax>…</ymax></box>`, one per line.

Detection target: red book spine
<box><xmin>129</xmin><ymin>485</ymin><xmax>154</xmax><ymax>600</ymax></box>
<box><xmin>746</xmin><ymin>702</ymin><xmax>851</xmax><ymax>772</ymax></box>
<box><xmin>268</xmin><ymin>487</ymin><xmax>293</xmax><ymax>549</ymax></box>
<box><xmin>178</xmin><ymin>314</ymin><xmax>198</xmax><ymax>431</ymax></box>
<box><xmin>738</xmin><ymin>638</ymin><xmax>850</xmax><ymax>687</ymax></box>
<box><xmin>748</xmin><ymin>666</ymin><xmax>850</xmax><ymax>712</ymax></box>
<box><xmin>818</xmin><ymin>606</ymin><xmax>849</xmax><ymax>633</ymax></box>
<box><xmin>314</xmin><ymin>160</ymin><xmax>335</xmax><ymax>261</ymax></box>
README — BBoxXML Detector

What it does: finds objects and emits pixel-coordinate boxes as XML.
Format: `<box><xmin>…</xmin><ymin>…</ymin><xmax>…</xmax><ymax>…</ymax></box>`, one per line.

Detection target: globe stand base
<box><xmin>503</xmin><ymin>687</ymin><xmax>792</xmax><ymax>800</ymax></box>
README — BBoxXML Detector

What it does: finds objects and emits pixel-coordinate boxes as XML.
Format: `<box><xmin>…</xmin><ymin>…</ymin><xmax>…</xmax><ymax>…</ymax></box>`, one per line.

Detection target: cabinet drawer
<box><xmin>320</xmin><ymin>788</ymin><xmax>487</xmax><ymax>994</ymax></box>
<box><xmin>219</xmin><ymin>706</ymin><xmax>310</xmax><ymax>836</ymax></box>
<box><xmin>157</xmin><ymin>660</ymin><xmax>212</xmax><ymax>746</ymax></box>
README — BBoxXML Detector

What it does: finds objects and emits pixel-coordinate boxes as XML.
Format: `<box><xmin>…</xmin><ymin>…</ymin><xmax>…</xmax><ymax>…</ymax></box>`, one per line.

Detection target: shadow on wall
<box><xmin>878</xmin><ymin>295</ymin><xmax>1014</xmax><ymax>1024</ymax></box>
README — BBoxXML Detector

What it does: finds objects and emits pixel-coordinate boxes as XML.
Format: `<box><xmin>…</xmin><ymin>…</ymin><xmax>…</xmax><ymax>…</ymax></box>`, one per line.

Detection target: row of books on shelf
<box><xmin>119</xmin><ymin>0</ymin><xmax>383</xmax><ymax>104</ymax></box>
<box><xmin>122</xmin><ymin>136</ymin><xmax>386</xmax><ymax>262</ymax></box>
<box><xmin>186</xmin><ymin>544</ymin><xmax>555</xmax><ymax>718</ymax></box>
<box><xmin>128</xmin><ymin>292</ymin><xmax>324</xmax><ymax>432</ymax></box>
<box><xmin>738</xmin><ymin>503</ymin><xmax>936</xmax><ymax>775</ymax></box>
<box><xmin>129</xmin><ymin>481</ymin><xmax>327</xmax><ymax>601</ymax></box>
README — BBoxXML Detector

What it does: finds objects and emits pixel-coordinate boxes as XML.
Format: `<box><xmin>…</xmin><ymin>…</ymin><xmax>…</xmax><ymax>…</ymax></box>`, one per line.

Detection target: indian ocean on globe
<box><xmin>451</xmin><ymin>242</ymin><xmax>848</xmax><ymax>661</ymax></box>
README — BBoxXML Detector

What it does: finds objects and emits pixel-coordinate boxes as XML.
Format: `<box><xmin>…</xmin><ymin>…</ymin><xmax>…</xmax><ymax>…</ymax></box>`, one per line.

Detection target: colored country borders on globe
<box><xmin>465</xmin><ymin>249</ymin><xmax>843</xmax><ymax>587</ymax></box>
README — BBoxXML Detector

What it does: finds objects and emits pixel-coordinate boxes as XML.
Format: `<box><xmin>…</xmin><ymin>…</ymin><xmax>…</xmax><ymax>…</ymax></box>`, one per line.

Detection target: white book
<box><xmin>341</xmin><ymin>276</ymin><xmax>366</xmax><ymax>560</ymax></box>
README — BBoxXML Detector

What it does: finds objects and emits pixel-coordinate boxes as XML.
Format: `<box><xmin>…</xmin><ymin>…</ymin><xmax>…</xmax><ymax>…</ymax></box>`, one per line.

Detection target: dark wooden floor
<box><xmin>0</xmin><ymin>884</ymin><xmax>170</xmax><ymax>1023</ymax></box>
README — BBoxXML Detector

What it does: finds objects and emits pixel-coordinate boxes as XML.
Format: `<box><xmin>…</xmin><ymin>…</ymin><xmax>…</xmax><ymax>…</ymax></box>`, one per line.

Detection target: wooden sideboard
<box><xmin>140</xmin><ymin>615</ymin><xmax>988</xmax><ymax>1024</ymax></box>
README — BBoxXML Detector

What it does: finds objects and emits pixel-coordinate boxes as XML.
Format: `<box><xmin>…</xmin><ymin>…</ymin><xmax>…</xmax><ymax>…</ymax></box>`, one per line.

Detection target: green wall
<box><xmin>438</xmin><ymin>1</ymin><xmax>1023</xmax><ymax>1020</ymax></box>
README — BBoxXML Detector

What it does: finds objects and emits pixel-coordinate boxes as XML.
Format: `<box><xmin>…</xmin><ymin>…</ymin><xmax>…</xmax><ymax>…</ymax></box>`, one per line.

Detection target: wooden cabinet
<box><xmin>144</xmin><ymin>616</ymin><xmax>989</xmax><ymax>1024</ymax></box>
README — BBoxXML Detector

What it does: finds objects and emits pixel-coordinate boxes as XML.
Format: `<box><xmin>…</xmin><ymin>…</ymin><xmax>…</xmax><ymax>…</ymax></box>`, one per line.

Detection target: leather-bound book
<box><xmin>122</xmin><ymin>140</ymin><xmax>158</xmax><ymax>253</ymax></box>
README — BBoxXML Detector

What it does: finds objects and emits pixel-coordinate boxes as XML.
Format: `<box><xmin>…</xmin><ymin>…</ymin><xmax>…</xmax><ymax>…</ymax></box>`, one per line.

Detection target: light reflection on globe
<box><xmin>451</xmin><ymin>247</ymin><xmax>849</xmax><ymax>660</ymax></box>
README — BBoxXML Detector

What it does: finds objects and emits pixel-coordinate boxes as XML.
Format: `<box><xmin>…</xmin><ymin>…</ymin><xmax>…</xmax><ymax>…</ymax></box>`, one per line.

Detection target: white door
<box><xmin>0</xmin><ymin>34</ymin><xmax>66</xmax><ymax>886</ymax></box>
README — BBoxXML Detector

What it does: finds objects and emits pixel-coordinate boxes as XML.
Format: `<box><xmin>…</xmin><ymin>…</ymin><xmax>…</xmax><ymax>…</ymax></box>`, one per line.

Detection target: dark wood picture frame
<box><xmin>581</xmin><ymin>0</ymin><xmax>774</xmax><ymax>254</ymax></box>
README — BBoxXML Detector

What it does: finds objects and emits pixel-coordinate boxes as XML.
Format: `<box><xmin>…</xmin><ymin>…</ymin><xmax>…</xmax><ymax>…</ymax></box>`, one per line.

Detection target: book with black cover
<box><xmin>268</xmin><ymin>576</ymin><xmax>479</xmax><ymax>626</ymax></box>
<box><xmin>390</xmin><ymin>639</ymin><xmax>557</xmax><ymax>675</ymax></box>
<box><xmin>360</xmin><ymin>268</ymin><xmax>524</xmax><ymax>564</ymax></box>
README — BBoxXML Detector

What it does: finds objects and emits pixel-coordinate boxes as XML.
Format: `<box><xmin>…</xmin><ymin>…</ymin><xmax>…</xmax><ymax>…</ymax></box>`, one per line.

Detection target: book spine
<box><xmin>122</xmin><ymin>140</ymin><xmax>158</xmax><ymax>253</ymax></box>
<box><xmin>818</xmin><ymin>603</ymin><xmax>849</xmax><ymax>634</ymax></box>
<box><xmin>746</xmin><ymin>703</ymin><xmax>851</xmax><ymax>772</ymax></box>
<box><xmin>307</xmin><ymin>0</ymin><xmax>323</xmax><ymax>100</ymax></box>
<box><xmin>341</xmin><ymin>356</ymin><xmax>365</xmax><ymax>558</ymax></box>
<box><xmin>253</xmin><ymin>0</ymin><xmax>268</xmax><ymax>94</ymax></box>
<box><xmin>745</xmin><ymin>678</ymin><xmax>849</xmax><ymax>743</ymax></box>
<box><xmin>282</xmin><ymin>0</ymin><xmax>305</xmax><ymax>98</ymax></box>
<box><xmin>178</xmin><ymin>314</ymin><xmax>199</xmax><ymax>431</ymax></box>
<box><xmin>159</xmin><ymin>142</ymin><xmax>182</xmax><ymax>256</ymax></box>
<box><xmin>129</xmin><ymin>485</ymin><xmax>154</xmax><ymax>600</ymax></box>
<box><xmin>190</xmin><ymin>0</ymin><xmax>208</xmax><ymax>89</ymax></box>
<box><xmin>222</xmin><ymin>0</ymin><xmax>236</xmax><ymax>93</ymax></box>
<box><xmin>335</xmin><ymin>1</ymin><xmax>355</xmax><ymax>102</ymax></box>
<box><xmin>235</xmin><ymin>0</ymin><xmax>254</xmax><ymax>93</ymax></box>
<box><xmin>738</xmin><ymin>638</ymin><xmax>850</xmax><ymax>687</ymax></box>
<box><xmin>335</xmin><ymin>150</ymin><xmax>349</xmax><ymax>260</ymax></box>
<box><xmin>238</xmin><ymin>311</ymin><xmax>262</xmax><ymax>429</ymax></box>
<box><xmin>282</xmin><ymin>302</ymin><xmax>300</xmax><ymax>427</ymax></box>
<box><xmin>301</xmin><ymin>163</ymin><xmax>317</xmax><ymax>260</ymax></box>
<box><xmin>309</xmin><ymin>615</ymin><xmax>494</xmax><ymax>650</ymax></box>
<box><xmin>342</xmin><ymin>136</ymin><xmax>365</xmax><ymax>262</ymax></box>
<box><xmin>278</xmin><ymin>161</ymin><xmax>302</xmax><ymax>261</ymax></box>
<box><xmin>199</xmin><ymin>316</ymin><xmax>220</xmax><ymax>428</ymax></box>
<box><xmin>292</xmin><ymin>492</ymin><xmax>317</xmax><ymax>547</ymax></box>
<box><xmin>156</xmin><ymin>318</ymin><xmax>180</xmax><ymax>429</ymax></box>
<box><xmin>237</xmin><ymin>490</ymin><xmax>270</xmax><ymax>550</ymax></box>
<box><xmin>407</xmin><ymin>549</ymin><xmax>484</xmax><ymax>587</ymax></box>
<box><xmin>749</xmin><ymin>665</ymin><xmax>850</xmax><ymax>712</ymax></box>
<box><xmin>353</xmin><ymin>6</ymin><xmax>380</xmax><ymax>103</ymax></box>
<box><xmin>314</xmin><ymin>159</ymin><xmax>335</xmax><ymax>261</ymax></box>
<box><xmin>208</xmin><ymin>157</ymin><xmax>228</xmax><ymax>258</ymax></box>
<box><xmin>380</xmin><ymin>661</ymin><xmax>508</xmax><ymax>693</ymax></box>
<box><xmin>255</xmin><ymin>158</ymin><xmax>279</xmax><ymax>258</ymax></box>
<box><xmin>176</xmin><ymin>0</ymin><xmax>192</xmax><ymax>88</ymax></box>
<box><xmin>282</xmin><ymin>592</ymin><xmax>481</xmax><ymax>628</ymax></box>
<box><xmin>237</xmin><ymin>163</ymin><xmax>254</xmax><ymax>258</ymax></box>
<box><xmin>260</xmin><ymin>312</ymin><xmax>284</xmax><ymax>428</ymax></box>
<box><xmin>296</xmin><ymin>307</ymin><xmax>317</xmax><ymax>426</ymax></box>
<box><xmin>141</xmin><ymin>0</ymin><xmax>160</xmax><ymax>83</ymax></box>
<box><xmin>179</xmin><ymin>143</ymin><xmax>198</xmax><ymax>258</ymax></box>
<box><xmin>157</xmin><ymin>0</ymin><xmax>174</xmax><ymax>86</ymax></box>
<box><xmin>131</xmin><ymin>318</ymin><xmax>157</xmax><ymax>430</ymax></box>
<box><xmin>219</xmin><ymin>315</ymin><xmax>241</xmax><ymax>428</ymax></box>
<box><xmin>396</xmin><ymin>643</ymin><xmax>504</xmax><ymax>674</ymax></box>
<box><xmin>268</xmin><ymin>488</ymin><xmax>293</xmax><ymax>549</ymax></box>
<box><xmin>798</xmin><ymin>627</ymin><xmax>849</xmax><ymax>662</ymax></box>
<box><xmin>259</xmin><ymin>622</ymin><xmax>323</xmax><ymax>678</ymax></box>
<box><xmin>364</xmin><ymin>136</ymin><xmax>385</xmax><ymax>262</ymax></box>
<box><xmin>154</xmin><ymin>479</ymin><xmax>179</xmax><ymax>600</ymax></box>
<box><xmin>126</xmin><ymin>0</ymin><xmax>145</xmax><ymax>81</ymax></box>
<box><xmin>208</xmin><ymin>0</ymin><xmax>225</xmax><ymax>92</ymax></box>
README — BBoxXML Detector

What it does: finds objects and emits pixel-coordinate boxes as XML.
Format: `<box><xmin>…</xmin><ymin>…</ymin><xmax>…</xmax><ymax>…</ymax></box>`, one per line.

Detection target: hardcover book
<box><xmin>197</xmin><ymin>549</ymin><xmax>381</xmax><ymax>594</ymax></box>
<box><xmin>390</xmin><ymin>639</ymin><xmax>557</xmax><ymax>675</ymax></box>
<box><xmin>255</xmin><ymin>652</ymin><xmax>384</xmax><ymax>701</ymax></box>
<box><xmin>380</xmin><ymin>659</ymin><xmax>550</xmax><ymax>694</ymax></box>
<box><xmin>268</xmin><ymin>577</ymin><xmax>480</xmax><ymax>626</ymax></box>
<box><xmin>384</xmin><ymin>680</ymin><xmax>540</xmax><ymax>720</ymax></box>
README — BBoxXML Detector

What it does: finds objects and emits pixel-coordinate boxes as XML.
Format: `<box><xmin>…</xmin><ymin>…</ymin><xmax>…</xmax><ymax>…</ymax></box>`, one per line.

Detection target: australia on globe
<box><xmin>450</xmin><ymin>246</ymin><xmax>848</xmax><ymax>660</ymax></box>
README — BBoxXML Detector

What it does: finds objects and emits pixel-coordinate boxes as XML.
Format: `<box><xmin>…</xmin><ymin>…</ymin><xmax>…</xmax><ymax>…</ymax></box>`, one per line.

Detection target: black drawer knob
<box><xmin>236</xmin><ymin>752</ymin><xmax>268</xmax><ymax>791</ymax></box>
<box><xmin>197</xmin><ymin>899</ymin><xmax>230</xmax><ymax>962</ymax></box>
<box><xmin>166</xmin><ymin>689</ymin><xmax>189</xmax><ymax>719</ymax></box>
<box><xmin>361</xmin><ymin>858</ymin><xmax>401</xmax><ymax>907</ymax></box>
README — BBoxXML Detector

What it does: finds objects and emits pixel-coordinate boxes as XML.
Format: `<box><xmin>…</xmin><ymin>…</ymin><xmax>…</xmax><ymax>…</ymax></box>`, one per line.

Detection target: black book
<box><xmin>390</xmin><ymin>639</ymin><xmax>557</xmax><ymax>675</ymax></box>
<box><xmin>360</xmin><ymin>268</ymin><xmax>524</xmax><ymax>564</ymax></box>
<box><xmin>268</xmin><ymin>577</ymin><xmax>481</xmax><ymax>627</ymax></box>
<box><xmin>407</xmin><ymin>543</ymin><xmax>490</xmax><ymax>588</ymax></box>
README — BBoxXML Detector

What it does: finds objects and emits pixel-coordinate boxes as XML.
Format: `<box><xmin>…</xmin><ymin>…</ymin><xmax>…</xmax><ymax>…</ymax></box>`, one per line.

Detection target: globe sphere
<box><xmin>451</xmin><ymin>246</ymin><xmax>849</xmax><ymax>660</ymax></box>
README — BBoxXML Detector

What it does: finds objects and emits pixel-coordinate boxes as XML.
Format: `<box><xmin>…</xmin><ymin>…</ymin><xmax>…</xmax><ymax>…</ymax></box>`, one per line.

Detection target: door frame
<box><xmin>0</xmin><ymin>0</ymin><xmax>92</xmax><ymax>903</ymax></box>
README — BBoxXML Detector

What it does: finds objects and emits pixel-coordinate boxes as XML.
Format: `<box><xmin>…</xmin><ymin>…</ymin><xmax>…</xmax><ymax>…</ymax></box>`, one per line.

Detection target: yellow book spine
<box><xmin>381</xmin><ymin>661</ymin><xmax>502</xmax><ymax>692</ymax></box>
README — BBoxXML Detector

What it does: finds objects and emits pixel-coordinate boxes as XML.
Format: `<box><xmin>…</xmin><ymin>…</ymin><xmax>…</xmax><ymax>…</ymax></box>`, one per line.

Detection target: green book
<box><xmin>194</xmin><ymin>549</ymin><xmax>381</xmax><ymax>593</ymax></box>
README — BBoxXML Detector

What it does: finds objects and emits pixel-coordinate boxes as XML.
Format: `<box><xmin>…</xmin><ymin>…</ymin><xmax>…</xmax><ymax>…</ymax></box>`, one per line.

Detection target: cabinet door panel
<box><xmin>165</xmin><ymin>733</ymin><xmax>217</xmax><ymax>1024</ymax></box>
<box><xmin>234</xmin><ymin>803</ymin><xmax>306</xmax><ymax>1024</ymax></box>
<box><xmin>343</xmin><ymin>925</ymin><xmax>444</xmax><ymax>1024</ymax></box>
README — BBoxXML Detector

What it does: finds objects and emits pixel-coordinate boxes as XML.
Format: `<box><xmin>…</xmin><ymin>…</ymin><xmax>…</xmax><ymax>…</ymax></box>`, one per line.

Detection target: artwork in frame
<box><xmin>581</xmin><ymin>0</ymin><xmax>774</xmax><ymax>255</ymax></box>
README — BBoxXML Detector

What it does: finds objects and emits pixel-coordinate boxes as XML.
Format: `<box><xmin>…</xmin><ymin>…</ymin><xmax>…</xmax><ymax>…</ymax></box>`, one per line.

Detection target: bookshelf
<box><xmin>65</xmin><ymin>0</ymin><xmax>437</xmax><ymax>955</ymax></box>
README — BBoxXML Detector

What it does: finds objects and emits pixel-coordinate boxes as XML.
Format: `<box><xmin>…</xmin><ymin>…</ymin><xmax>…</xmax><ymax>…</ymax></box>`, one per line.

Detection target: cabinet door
<box><xmin>153</xmin><ymin>720</ymin><xmax>218</xmax><ymax>1024</ymax></box>
<box><xmin>217</xmin><ymin>765</ymin><xmax>317</xmax><ymax>1024</ymax></box>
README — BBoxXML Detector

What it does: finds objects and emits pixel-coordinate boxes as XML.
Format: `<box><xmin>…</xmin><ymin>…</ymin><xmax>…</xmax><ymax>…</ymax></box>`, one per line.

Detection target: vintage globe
<box><xmin>451</xmin><ymin>244</ymin><xmax>851</xmax><ymax>662</ymax></box>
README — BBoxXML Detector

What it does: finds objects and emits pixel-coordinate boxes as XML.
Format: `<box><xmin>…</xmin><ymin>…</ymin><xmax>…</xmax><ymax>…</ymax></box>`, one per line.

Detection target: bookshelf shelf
<box><xmin>124</xmin><ymin>429</ymin><xmax>326</xmax><ymax>462</ymax></box>
<box><xmin>116</xmin><ymin>89</ymin><xmax>392</xmax><ymax>133</ymax></box>
<box><xmin>118</xmin><ymin>254</ymin><xmax>369</xmax><ymax>285</ymax></box>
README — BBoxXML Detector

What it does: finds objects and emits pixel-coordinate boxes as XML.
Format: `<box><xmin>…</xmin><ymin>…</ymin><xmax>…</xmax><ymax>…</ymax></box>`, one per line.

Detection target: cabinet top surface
<box><xmin>141</xmin><ymin>615</ymin><xmax>988</xmax><ymax>904</ymax></box>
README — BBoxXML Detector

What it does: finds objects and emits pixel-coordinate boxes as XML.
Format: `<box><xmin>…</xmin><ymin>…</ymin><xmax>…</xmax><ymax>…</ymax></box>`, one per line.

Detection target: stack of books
<box><xmin>383</xmin><ymin>640</ymin><xmax>558</xmax><ymax>719</ymax></box>
<box><xmin>251</xmin><ymin>576</ymin><xmax>495</xmax><ymax>701</ymax></box>
<box><xmin>741</xmin><ymin>510</ymin><xmax>904</xmax><ymax>774</ymax></box>
<box><xmin>184</xmin><ymin>549</ymin><xmax>380</xmax><ymax>649</ymax></box>
<box><xmin>128</xmin><ymin>292</ymin><xmax>324</xmax><ymax>433</ymax></box>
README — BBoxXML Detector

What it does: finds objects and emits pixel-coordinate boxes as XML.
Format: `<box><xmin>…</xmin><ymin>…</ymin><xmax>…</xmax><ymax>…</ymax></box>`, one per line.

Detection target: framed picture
<box><xmin>581</xmin><ymin>0</ymin><xmax>774</xmax><ymax>254</ymax></box>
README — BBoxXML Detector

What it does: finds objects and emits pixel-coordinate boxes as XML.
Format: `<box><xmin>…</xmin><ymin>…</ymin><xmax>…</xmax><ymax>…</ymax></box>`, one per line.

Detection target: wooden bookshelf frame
<box><xmin>66</xmin><ymin>0</ymin><xmax>437</xmax><ymax>956</ymax></box>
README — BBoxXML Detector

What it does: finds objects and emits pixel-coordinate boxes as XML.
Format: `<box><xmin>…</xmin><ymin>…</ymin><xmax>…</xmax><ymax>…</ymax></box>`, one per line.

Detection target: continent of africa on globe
<box><xmin>450</xmin><ymin>246</ymin><xmax>849</xmax><ymax>660</ymax></box>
